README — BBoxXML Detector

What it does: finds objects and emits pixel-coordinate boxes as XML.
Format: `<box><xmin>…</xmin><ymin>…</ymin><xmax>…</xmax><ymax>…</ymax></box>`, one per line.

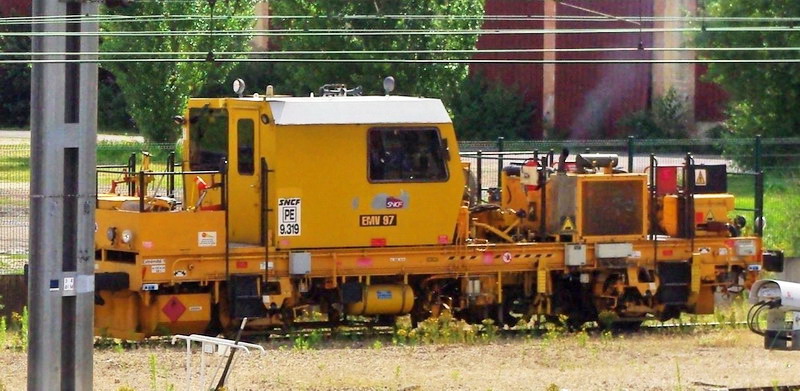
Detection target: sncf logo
<box><xmin>386</xmin><ymin>196</ymin><xmax>404</xmax><ymax>209</ymax></box>
<box><xmin>371</xmin><ymin>191</ymin><xmax>410</xmax><ymax>210</ymax></box>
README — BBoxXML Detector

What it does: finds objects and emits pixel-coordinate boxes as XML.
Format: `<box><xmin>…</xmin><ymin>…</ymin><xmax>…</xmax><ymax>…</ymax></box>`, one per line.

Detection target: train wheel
<box><xmin>207</xmin><ymin>296</ymin><xmax>233</xmax><ymax>336</ymax></box>
<box><xmin>205</xmin><ymin>302</ymin><xmax>224</xmax><ymax>336</ymax></box>
<box><xmin>658</xmin><ymin>306</ymin><xmax>681</xmax><ymax>322</ymax></box>
<box><xmin>489</xmin><ymin>303</ymin><xmax>516</xmax><ymax>327</ymax></box>
<box><xmin>280</xmin><ymin>306</ymin><xmax>295</xmax><ymax>331</ymax></box>
<box><xmin>409</xmin><ymin>293</ymin><xmax>430</xmax><ymax>328</ymax></box>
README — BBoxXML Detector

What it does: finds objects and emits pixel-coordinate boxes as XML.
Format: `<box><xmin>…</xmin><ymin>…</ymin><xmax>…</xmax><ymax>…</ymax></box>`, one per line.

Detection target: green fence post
<box><xmin>627</xmin><ymin>136</ymin><xmax>635</xmax><ymax>172</ymax></box>
<box><xmin>477</xmin><ymin>150</ymin><xmax>483</xmax><ymax>204</ymax></box>
<box><xmin>754</xmin><ymin>134</ymin><xmax>762</xmax><ymax>172</ymax></box>
<box><xmin>754</xmin><ymin>134</ymin><xmax>764</xmax><ymax>236</ymax></box>
<box><xmin>497</xmin><ymin>136</ymin><xmax>505</xmax><ymax>189</ymax></box>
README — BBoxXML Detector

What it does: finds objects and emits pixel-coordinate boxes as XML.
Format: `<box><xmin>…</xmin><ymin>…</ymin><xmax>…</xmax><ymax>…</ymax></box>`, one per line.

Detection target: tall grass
<box><xmin>728</xmin><ymin>173</ymin><xmax>800</xmax><ymax>255</ymax></box>
<box><xmin>0</xmin><ymin>307</ymin><xmax>30</xmax><ymax>351</ymax></box>
<box><xmin>392</xmin><ymin>312</ymin><xmax>498</xmax><ymax>345</ymax></box>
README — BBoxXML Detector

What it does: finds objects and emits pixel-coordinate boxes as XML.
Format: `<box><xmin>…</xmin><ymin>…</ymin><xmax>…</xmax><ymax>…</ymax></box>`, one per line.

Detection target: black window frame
<box><xmin>188</xmin><ymin>107</ymin><xmax>229</xmax><ymax>171</ymax></box>
<box><xmin>367</xmin><ymin>127</ymin><xmax>450</xmax><ymax>183</ymax></box>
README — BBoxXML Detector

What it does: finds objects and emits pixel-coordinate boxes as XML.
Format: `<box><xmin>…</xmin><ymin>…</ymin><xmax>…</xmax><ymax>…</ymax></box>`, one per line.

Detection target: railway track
<box><xmin>223</xmin><ymin>317</ymin><xmax>754</xmax><ymax>342</ymax></box>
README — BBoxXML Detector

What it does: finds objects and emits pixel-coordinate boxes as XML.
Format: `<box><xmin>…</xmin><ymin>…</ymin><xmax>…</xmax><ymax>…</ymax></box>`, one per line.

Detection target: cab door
<box><xmin>228</xmin><ymin>109</ymin><xmax>262</xmax><ymax>244</ymax></box>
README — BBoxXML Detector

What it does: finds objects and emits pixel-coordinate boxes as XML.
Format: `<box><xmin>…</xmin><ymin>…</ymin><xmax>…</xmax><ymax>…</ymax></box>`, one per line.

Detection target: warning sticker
<box><xmin>198</xmin><ymin>231</ymin><xmax>217</xmax><ymax>247</ymax></box>
<box><xmin>151</xmin><ymin>265</ymin><xmax>166</xmax><ymax>274</ymax></box>
<box><xmin>143</xmin><ymin>258</ymin><xmax>165</xmax><ymax>266</ymax></box>
<box><xmin>695</xmin><ymin>169</ymin><xmax>707</xmax><ymax>186</ymax></box>
<box><xmin>502</xmin><ymin>252</ymin><xmax>513</xmax><ymax>264</ymax></box>
<box><xmin>560</xmin><ymin>216</ymin><xmax>575</xmax><ymax>232</ymax></box>
<box><xmin>278</xmin><ymin>198</ymin><xmax>302</xmax><ymax>236</ymax></box>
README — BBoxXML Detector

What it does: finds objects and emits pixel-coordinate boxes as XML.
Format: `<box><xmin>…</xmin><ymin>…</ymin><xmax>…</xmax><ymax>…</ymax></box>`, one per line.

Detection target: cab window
<box><xmin>189</xmin><ymin>107</ymin><xmax>229</xmax><ymax>171</ymax></box>
<box><xmin>368</xmin><ymin>127</ymin><xmax>448</xmax><ymax>182</ymax></box>
<box><xmin>237</xmin><ymin>119</ymin><xmax>255</xmax><ymax>175</ymax></box>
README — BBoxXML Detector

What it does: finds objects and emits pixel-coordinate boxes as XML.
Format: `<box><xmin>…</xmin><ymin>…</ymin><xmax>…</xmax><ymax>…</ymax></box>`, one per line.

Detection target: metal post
<box><xmin>754</xmin><ymin>135</ymin><xmax>764</xmax><ymax>236</ymax></box>
<box><xmin>476</xmin><ymin>150</ymin><xmax>483</xmax><ymax>204</ymax></box>
<box><xmin>29</xmin><ymin>0</ymin><xmax>97</xmax><ymax>389</ymax></box>
<box><xmin>167</xmin><ymin>151</ymin><xmax>175</xmax><ymax>198</ymax></box>
<box><xmin>755</xmin><ymin>171</ymin><xmax>765</xmax><ymax>236</ymax></box>
<box><xmin>127</xmin><ymin>152</ymin><xmax>136</xmax><ymax>196</ymax></box>
<box><xmin>754</xmin><ymin>134</ymin><xmax>762</xmax><ymax>173</ymax></box>
<box><xmin>627</xmin><ymin>136</ymin><xmax>635</xmax><ymax>172</ymax></box>
<box><xmin>496</xmin><ymin>136</ymin><xmax>504</xmax><ymax>189</ymax></box>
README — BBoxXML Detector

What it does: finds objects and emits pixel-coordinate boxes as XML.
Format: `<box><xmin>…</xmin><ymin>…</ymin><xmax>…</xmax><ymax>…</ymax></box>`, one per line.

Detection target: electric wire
<box><xmin>5</xmin><ymin>57</ymin><xmax>800</xmax><ymax>65</ymax></box>
<box><xmin>7</xmin><ymin>14</ymin><xmax>800</xmax><ymax>25</ymax></box>
<box><xmin>5</xmin><ymin>25</ymin><xmax>800</xmax><ymax>38</ymax></box>
<box><xmin>4</xmin><ymin>46</ymin><xmax>800</xmax><ymax>59</ymax></box>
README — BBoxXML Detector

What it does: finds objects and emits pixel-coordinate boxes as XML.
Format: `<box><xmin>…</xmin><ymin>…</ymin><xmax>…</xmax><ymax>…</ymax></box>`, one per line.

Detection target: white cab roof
<box><xmin>262</xmin><ymin>96</ymin><xmax>452</xmax><ymax>125</ymax></box>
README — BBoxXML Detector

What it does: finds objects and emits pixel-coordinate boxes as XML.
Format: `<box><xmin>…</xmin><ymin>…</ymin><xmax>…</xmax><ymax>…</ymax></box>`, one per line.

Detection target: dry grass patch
<box><xmin>2</xmin><ymin>328</ymin><xmax>798</xmax><ymax>390</ymax></box>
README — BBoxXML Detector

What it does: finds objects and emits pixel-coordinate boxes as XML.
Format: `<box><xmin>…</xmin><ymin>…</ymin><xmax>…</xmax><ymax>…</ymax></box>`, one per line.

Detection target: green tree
<box><xmin>0</xmin><ymin>0</ymin><xmax>31</xmax><ymax>127</ymax></box>
<box><xmin>695</xmin><ymin>0</ymin><xmax>800</xmax><ymax>139</ymax></box>
<box><xmin>101</xmin><ymin>1</ymin><xmax>256</xmax><ymax>141</ymax></box>
<box><xmin>450</xmin><ymin>72</ymin><xmax>534</xmax><ymax>140</ymax></box>
<box><xmin>270</xmin><ymin>1</ymin><xmax>484</xmax><ymax>105</ymax></box>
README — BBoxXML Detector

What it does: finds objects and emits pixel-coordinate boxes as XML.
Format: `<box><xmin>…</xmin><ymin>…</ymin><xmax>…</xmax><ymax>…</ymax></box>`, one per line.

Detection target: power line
<box><xmin>4</xmin><ymin>57</ymin><xmax>800</xmax><ymax>65</ymax></box>
<box><xmin>3</xmin><ymin>46</ymin><xmax>800</xmax><ymax>58</ymax></box>
<box><xmin>5</xmin><ymin>13</ymin><xmax>800</xmax><ymax>25</ymax></box>
<box><xmin>4</xmin><ymin>25</ymin><xmax>800</xmax><ymax>37</ymax></box>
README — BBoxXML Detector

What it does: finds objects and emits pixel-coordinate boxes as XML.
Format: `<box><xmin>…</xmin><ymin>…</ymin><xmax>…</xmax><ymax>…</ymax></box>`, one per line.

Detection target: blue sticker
<box><xmin>376</xmin><ymin>290</ymin><xmax>392</xmax><ymax>300</ymax></box>
<box><xmin>49</xmin><ymin>279</ymin><xmax>59</xmax><ymax>291</ymax></box>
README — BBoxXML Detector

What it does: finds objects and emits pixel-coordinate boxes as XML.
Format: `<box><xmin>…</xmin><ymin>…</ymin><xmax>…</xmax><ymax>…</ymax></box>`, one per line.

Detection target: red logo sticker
<box><xmin>662</xmin><ymin>249</ymin><xmax>674</xmax><ymax>256</ymax></box>
<box><xmin>236</xmin><ymin>261</ymin><xmax>248</xmax><ymax>269</ymax></box>
<box><xmin>371</xmin><ymin>238</ymin><xmax>387</xmax><ymax>247</ymax></box>
<box><xmin>483</xmin><ymin>252</ymin><xmax>494</xmax><ymax>265</ymax></box>
<box><xmin>438</xmin><ymin>235</ymin><xmax>449</xmax><ymax>244</ymax></box>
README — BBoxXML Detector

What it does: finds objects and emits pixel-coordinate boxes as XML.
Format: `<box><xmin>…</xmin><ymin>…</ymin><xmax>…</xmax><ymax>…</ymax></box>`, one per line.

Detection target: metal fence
<box><xmin>2</xmin><ymin>137</ymin><xmax>799</xmax><ymax>274</ymax></box>
<box><xmin>0</xmin><ymin>141</ymin><xmax>175</xmax><ymax>274</ymax></box>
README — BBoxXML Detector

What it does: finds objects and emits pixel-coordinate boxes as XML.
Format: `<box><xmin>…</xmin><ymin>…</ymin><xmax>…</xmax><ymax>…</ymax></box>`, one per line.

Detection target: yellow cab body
<box><xmin>183</xmin><ymin>96</ymin><xmax>464</xmax><ymax>249</ymax></box>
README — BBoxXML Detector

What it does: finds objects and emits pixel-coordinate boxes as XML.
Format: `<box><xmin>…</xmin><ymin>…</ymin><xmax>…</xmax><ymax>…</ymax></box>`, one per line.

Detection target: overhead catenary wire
<box><xmin>7</xmin><ymin>13</ymin><xmax>800</xmax><ymax>25</ymax></box>
<box><xmin>4</xmin><ymin>46</ymin><xmax>800</xmax><ymax>58</ymax></box>
<box><xmin>7</xmin><ymin>9</ymin><xmax>798</xmax><ymax>65</ymax></box>
<box><xmin>6</xmin><ymin>57</ymin><xmax>800</xmax><ymax>65</ymax></box>
<box><xmin>5</xmin><ymin>25</ymin><xmax>800</xmax><ymax>37</ymax></box>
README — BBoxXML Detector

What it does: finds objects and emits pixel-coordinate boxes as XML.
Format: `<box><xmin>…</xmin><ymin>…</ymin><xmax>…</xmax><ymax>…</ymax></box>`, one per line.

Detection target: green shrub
<box><xmin>293</xmin><ymin>330</ymin><xmax>323</xmax><ymax>351</ymax></box>
<box><xmin>618</xmin><ymin>88</ymin><xmax>690</xmax><ymax>139</ymax></box>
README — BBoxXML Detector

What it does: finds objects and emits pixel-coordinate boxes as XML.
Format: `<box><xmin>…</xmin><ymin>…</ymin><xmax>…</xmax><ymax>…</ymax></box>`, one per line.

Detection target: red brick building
<box><xmin>1</xmin><ymin>0</ymin><xmax>31</xmax><ymax>16</ymax></box>
<box><xmin>472</xmin><ymin>0</ymin><xmax>727</xmax><ymax>139</ymax></box>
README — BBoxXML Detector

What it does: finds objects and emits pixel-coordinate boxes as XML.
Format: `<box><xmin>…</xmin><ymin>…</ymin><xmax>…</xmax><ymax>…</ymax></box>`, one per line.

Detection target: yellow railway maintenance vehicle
<box><xmin>93</xmin><ymin>81</ymin><xmax>783</xmax><ymax>339</ymax></box>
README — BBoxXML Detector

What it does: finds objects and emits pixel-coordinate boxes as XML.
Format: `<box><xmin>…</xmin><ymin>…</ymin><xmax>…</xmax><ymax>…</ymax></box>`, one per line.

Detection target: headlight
<box><xmin>106</xmin><ymin>227</ymin><xmax>116</xmax><ymax>242</ymax></box>
<box><xmin>121</xmin><ymin>229</ymin><xmax>134</xmax><ymax>244</ymax></box>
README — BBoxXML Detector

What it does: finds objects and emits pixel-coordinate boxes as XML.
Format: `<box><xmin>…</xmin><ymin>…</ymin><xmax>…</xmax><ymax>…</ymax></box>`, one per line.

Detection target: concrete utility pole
<box><xmin>541</xmin><ymin>0</ymin><xmax>557</xmax><ymax>137</ymax></box>
<box><xmin>28</xmin><ymin>0</ymin><xmax>98</xmax><ymax>389</ymax></box>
